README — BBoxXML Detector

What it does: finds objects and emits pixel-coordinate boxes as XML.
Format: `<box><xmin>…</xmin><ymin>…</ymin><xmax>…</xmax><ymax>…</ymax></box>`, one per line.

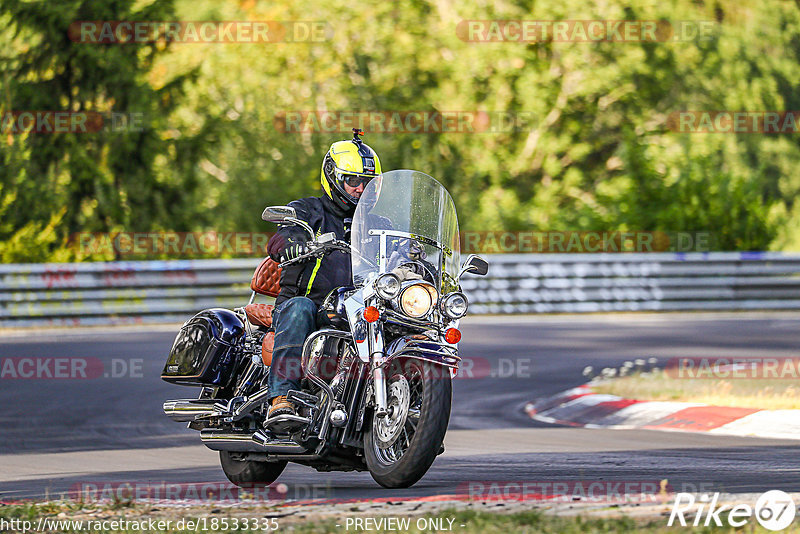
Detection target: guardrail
<box><xmin>1</xmin><ymin>252</ymin><xmax>799</xmax><ymax>327</ymax></box>
<box><xmin>0</xmin><ymin>259</ymin><xmax>257</xmax><ymax>328</ymax></box>
<box><xmin>462</xmin><ymin>252</ymin><xmax>800</xmax><ymax>314</ymax></box>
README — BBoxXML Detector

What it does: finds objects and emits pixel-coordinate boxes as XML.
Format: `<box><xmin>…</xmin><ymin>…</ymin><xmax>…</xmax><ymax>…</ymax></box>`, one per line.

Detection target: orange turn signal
<box><xmin>363</xmin><ymin>306</ymin><xmax>380</xmax><ymax>323</ymax></box>
<box><xmin>444</xmin><ymin>328</ymin><xmax>461</xmax><ymax>344</ymax></box>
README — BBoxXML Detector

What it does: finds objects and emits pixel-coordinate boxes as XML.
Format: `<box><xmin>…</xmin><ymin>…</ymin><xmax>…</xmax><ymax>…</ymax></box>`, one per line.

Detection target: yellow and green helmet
<box><xmin>321</xmin><ymin>129</ymin><xmax>382</xmax><ymax>210</ymax></box>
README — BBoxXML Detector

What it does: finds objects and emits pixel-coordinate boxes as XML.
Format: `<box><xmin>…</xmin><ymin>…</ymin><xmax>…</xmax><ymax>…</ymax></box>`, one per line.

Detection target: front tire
<box><xmin>364</xmin><ymin>359</ymin><xmax>452</xmax><ymax>488</ymax></box>
<box><xmin>219</xmin><ymin>451</ymin><xmax>287</xmax><ymax>487</ymax></box>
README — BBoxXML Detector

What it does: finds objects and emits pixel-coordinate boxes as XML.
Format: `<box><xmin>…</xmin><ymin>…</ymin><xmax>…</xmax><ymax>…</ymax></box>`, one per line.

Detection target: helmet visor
<box><xmin>334</xmin><ymin>166</ymin><xmax>378</xmax><ymax>188</ymax></box>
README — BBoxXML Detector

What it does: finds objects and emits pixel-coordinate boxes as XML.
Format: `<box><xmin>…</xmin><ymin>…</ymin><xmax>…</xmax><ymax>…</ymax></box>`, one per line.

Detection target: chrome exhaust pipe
<box><xmin>165</xmin><ymin>388</ymin><xmax>285</xmax><ymax>424</ymax></box>
<box><xmin>200</xmin><ymin>429</ymin><xmax>307</xmax><ymax>454</ymax></box>
<box><xmin>163</xmin><ymin>399</ymin><xmax>222</xmax><ymax>422</ymax></box>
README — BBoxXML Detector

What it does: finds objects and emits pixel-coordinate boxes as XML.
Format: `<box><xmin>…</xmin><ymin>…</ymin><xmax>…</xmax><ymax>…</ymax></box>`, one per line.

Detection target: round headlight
<box><xmin>400</xmin><ymin>284</ymin><xmax>434</xmax><ymax>318</ymax></box>
<box><xmin>442</xmin><ymin>292</ymin><xmax>468</xmax><ymax>319</ymax></box>
<box><xmin>375</xmin><ymin>273</ymin><xmax>401</xmax><ymax>299</ymax></box>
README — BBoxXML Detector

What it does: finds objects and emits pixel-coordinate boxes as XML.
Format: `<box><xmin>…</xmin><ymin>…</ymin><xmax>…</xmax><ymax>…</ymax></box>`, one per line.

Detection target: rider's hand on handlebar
<box><xmin>272</xmin><ymin>236</ymin><xmax>351</xmax><ymax>267</ymax></box>
<box><xmin>277</xmin><ymin>241</ymin><xmax>311</xmax><ymax>264</ymax></box>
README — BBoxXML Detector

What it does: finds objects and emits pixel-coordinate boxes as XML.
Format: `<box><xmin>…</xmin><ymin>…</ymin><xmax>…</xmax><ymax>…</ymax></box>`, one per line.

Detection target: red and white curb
<box><xmin>525</xmin><ymin>384</ymin><xmax>800</xmax><ymax>440</ymax></box>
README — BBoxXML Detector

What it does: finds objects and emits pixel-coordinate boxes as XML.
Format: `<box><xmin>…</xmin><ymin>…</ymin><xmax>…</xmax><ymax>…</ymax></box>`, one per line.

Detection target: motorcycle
<box><xmin>161</xmin><ymin>170</ymin><xmax>488</xmax><ymax>488</ymax></box>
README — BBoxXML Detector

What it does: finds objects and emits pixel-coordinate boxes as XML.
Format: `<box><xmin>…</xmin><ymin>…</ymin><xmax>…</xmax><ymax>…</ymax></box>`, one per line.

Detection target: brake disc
<box><xmin>374</xmin><ymin>375</ymin><xmax>410</xmax><ymax>449</ymax></box>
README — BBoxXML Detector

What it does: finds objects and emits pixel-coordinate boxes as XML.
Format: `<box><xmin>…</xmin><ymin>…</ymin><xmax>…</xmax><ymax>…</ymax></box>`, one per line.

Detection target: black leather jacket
<box><xmin>267</xmin><ymin>195</ymin><xmax>354</xmax><ymax>307</ymax></box>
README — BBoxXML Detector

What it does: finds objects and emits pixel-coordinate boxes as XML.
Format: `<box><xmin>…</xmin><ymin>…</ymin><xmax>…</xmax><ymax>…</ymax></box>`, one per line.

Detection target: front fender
<box><xmin>384</xmin><ymin>337</ymin><xmax>461</xmax><ymax>372</ymax></box>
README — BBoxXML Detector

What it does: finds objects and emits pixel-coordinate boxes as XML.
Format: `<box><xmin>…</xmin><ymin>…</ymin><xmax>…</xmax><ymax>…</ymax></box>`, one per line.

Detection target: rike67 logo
<box><xmin>669</xmin><ymin>490</ymin><xmax>796</xmax><ymax>530</ymax></box>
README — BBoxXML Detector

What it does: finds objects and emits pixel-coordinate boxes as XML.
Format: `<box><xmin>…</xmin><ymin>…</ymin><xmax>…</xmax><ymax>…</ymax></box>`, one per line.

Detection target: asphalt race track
<box><xmin>1</xmin><ymin>313</ymin><xmax>799</xmax><ymax>501</ymax></box>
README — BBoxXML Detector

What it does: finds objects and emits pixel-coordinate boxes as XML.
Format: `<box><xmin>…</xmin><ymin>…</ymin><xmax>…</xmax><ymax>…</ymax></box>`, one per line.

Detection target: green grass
<box><xmin>592</xmin><ymin>369</ymin><xmax>800</xmax><ymax>409</ymax></box>
<box><xmin>3</xmin><ymin>503</ymin><xmax>800</xmax><ymax>533</ymax></box>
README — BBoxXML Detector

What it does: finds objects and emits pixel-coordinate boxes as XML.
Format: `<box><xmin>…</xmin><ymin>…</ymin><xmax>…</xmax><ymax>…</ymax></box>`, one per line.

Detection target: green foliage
<box><xmin>3</xmin><ymin>0</ymin><xmax>800</xmax><ymax>261</ymax></box>
<box><xmin>0</xmin><ymin>0</ymin><xmax>212</xmax><ymax>261</ymax></box>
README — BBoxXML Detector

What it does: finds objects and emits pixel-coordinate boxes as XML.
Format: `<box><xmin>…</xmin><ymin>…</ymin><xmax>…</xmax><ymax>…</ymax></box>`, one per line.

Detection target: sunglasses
<box><xmin>341</xmin><ymin>174</ymin><xmax>375</xmax><ymax>187</ymax></box>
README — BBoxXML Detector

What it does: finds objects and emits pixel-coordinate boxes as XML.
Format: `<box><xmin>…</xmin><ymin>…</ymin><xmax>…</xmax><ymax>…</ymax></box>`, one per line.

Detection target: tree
<box><xmin>0</xmin><ymin>0</ymin><xmax>209</xmax><ymax>261</ymax></box>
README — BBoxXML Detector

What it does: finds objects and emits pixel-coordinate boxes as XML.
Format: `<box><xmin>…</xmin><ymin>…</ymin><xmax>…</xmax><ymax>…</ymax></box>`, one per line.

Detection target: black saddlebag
<box><xmin>161</xmin><ymin>308</ymin><xmax>245</xmax><ymax>387</ymax></box>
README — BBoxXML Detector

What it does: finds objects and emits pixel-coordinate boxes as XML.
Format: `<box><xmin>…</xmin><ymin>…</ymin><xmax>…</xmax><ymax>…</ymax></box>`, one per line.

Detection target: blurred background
<box><xmin>1</xmin><ymin>0</ymin><xmax>799</xmax><ymax>263</ymax></box>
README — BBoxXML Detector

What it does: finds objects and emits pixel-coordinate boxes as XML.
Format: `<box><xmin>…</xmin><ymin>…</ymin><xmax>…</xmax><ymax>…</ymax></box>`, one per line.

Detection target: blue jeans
<box><xmin>268</xmin><ymin>296</ymin><xmax>317</xmax><ymax>401</ymax></box>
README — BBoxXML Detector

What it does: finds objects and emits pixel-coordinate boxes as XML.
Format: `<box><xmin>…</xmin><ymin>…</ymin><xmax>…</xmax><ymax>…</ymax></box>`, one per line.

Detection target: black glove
<box><xmin>278</xmin><ymin>240</ymin><xmax>311</xmax><ymax>263</ymax></box>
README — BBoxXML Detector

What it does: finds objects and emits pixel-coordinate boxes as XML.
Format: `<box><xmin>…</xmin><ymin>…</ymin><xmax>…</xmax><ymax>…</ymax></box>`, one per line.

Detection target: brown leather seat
<box><xmin>251</xmin><ymin>257</ymin><xmax>281</xmax><ymax>297</ymax></box>
<box><xmin>244</xmin><ymin>303</ymin><xmax>274</xmax><ymax>328</ymax></box>
<box><xmin>247</xmin><ymin>257</ymin><xmax>281</xmax><ymax>366</ymax></box>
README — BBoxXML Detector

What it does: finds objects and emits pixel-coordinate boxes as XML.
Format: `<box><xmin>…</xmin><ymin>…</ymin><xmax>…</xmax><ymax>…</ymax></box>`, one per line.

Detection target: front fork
<box><xmin>344</xmin><ymin>292</ymin><xmax>389</xmax><ymax>419</ymax></box>
<box><xmin>367</xmin><ymin>319</ymin><xmax>389</xmax><ymax>418</ymax></box>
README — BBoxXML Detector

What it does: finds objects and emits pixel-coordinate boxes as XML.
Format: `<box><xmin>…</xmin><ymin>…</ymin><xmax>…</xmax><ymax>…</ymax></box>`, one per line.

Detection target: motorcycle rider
<box><xmin>266</xmin><ymin>129</ymin><xmax>381</xmax><ymax>419</ymax></box>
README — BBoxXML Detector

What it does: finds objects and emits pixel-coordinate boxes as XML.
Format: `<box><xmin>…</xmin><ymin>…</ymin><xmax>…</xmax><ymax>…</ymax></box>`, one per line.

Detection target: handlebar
<box><xmin>278</xmin><ymin>239</ymin><xmax>351</xmax><ymax>268</ymax></box>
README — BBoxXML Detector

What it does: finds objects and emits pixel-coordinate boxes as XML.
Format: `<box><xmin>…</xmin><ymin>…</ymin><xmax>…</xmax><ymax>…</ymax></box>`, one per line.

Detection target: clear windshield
<box><xmin>351</xmin><ymin>170</ymin><xmax>460</xmax><ymax>294</ymax></box>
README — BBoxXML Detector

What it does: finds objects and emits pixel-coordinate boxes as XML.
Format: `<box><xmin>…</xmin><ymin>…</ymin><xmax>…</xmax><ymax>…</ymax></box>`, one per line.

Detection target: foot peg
<box><xmin>264</xmin><ymin>413</ymin><xmax>310</xmax><ymax>434</ymax></box>
<box><xmin>287</xmin><ymin>389</ymin><xmax>319</xmax><ymax>409</ymax></box>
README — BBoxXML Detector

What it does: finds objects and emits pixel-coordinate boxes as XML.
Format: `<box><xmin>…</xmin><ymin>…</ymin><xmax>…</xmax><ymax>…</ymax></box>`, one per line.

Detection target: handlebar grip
<box><xmin>278</xmin><ymin>253</ymin><xmax>314</xmax><ymax>268</ymax></box>
<box><xmin>277</xmin><ymin>240</ymin><xmax>350</xmax><ymax>268</ymax></box>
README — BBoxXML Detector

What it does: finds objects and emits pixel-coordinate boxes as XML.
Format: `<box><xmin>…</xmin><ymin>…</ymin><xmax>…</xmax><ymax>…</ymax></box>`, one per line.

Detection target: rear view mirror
<box><xmin>458</xmin><ymin>254</ymin><xmax>489</xmax><ymax>279</ymax></box>
<box><xmin>465</xmin><ymin>255</ymin><xmax>489</xmax><ymax>275</ymax></box>
<box><xmin>261</xmin><ymin>205</ymin><xmax>314</xmax><ymax>240</ymax></box>
<box><xmin>262</xmin><ymin>206</ymin><xmax>296</xmax><ymax>223</ymax></box>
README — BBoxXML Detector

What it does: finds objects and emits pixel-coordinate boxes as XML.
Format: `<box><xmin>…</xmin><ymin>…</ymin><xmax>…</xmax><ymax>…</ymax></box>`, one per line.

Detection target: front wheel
<box><xmin>364</xmin><ymin>358</ymin><xmax>452</xmax><ymax>488</ymax></box>
<box><xmin>219</xmin><ymin>451</ymin><xmax>287</xmax><ymax>488</ymax></box>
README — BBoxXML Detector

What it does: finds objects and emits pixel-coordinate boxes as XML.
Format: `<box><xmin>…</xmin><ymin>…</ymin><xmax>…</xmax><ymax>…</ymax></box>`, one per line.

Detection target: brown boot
<box><xmin>268</xmin><ymin>395</ymin><xmax>294</xmax><ymax>418</ymax></box>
